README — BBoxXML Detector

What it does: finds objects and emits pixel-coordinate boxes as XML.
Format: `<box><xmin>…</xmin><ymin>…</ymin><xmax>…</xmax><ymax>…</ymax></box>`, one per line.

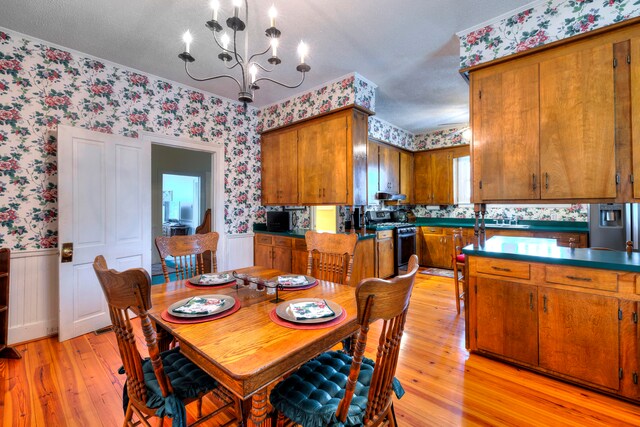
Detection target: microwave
<box><xmin>266</xmin><ymin>211</ymin><xmax>292</xmax><ymax>232</ymax></box>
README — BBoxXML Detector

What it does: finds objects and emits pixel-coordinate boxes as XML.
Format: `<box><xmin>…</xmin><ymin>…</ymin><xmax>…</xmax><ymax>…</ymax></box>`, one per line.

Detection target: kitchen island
<box><xmin>463</xmin><ymin>236</ymin><xmax>640</xmax><ymax>403</ymax></box>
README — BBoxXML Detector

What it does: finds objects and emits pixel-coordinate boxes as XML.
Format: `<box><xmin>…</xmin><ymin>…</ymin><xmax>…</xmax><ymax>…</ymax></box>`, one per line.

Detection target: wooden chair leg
<box><xmin>157</xmin><ymin>417</ymin><xmax>164</xmax><ymax>427</ymax></box>
<box><xmin>123</xmin><ymin>402</ymin><xmax>134</xmax><ymax>427</ymax></box>
<box><xmin>453</xmin><ymin>267</ymin><xmax>461</xmax><ymax>314</ymax></box>
<box><xmin>276</xmin><ymin>411</ymin><xmax>286</xmax><ymax>427</ymax></box>
<box><xmin>197</xmin><ymin>396</ymin><xmax>203</xmax><ymax>418</ymax></box>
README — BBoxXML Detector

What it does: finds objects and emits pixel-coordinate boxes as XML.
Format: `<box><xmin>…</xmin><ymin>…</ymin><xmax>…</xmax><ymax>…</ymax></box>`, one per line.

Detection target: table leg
<box><xmin>153</xmin><ymin>321</ymin><xmax>174</xmax><ymax>352</ymax></box>
<box><xmin>242</xmin><ymin>389</ymin><xmax>274</xmax><ymax>427</ymax></box>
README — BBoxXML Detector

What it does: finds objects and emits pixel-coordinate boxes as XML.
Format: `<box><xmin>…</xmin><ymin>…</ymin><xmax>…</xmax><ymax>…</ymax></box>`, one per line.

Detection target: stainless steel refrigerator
<box><xmin>588</xmin><ymin>203</ymin><xmax>639</xmax><ymax>250</ymax></box>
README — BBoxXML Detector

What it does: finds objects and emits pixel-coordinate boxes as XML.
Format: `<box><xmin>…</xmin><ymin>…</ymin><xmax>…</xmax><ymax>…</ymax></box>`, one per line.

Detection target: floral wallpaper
<box><xmin>413</xmin><ymin>126</ymin><xmax>470</xmax><ymax>150</ymax></box>
<box><xmin>412</xmin><ymin>204</ymin><xmax>588</xmax><ymax>222</ymax></box>
<box><xmin>0</xmin><ymin>27</ymin><xmax>262</xmax><ymax>250</ymax></box>
<box><xmin>459</xmin><ymin>0</ymin><xmax>640</xmax><ymax>68</ymax></box>
<box><xmin>368</xmin><ymin>116</ymin><xmax>414</xmax><ymax>150</ymax></box>
<box><xmin>257</xmin><ymin>72</ymin><xmax>376</xmax><ymax>133</ymax></box>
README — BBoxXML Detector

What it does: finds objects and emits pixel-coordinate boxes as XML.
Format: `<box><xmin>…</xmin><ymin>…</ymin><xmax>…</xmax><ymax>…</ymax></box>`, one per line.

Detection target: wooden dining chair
<box><xmin>270</xmin><ymin>254</ymin><xmax>419</xmax><ymax>427</ymax></box>
<box><xmin>92</xmin><ymin>255</ymin><xmax>239</xmax><ymax>427</ymax></box>
<box><xmin>451</xmin><ymin>228</ymin><xmax>466</xmax><ymax>315</ymax></box>
<box><xmin>155</xmin><ymin>231</ymin><xmax>219</xmax><ymax>282</ymax></box>
<box><xmin>305</xmin><ymin>230</ymin><xmax>358</xmax><ymax>286</ymax></box>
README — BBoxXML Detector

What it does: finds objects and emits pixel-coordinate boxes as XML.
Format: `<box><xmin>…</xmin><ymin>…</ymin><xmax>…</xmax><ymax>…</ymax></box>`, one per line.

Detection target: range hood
<box><xmin>374</xmin><ymin>192</ymin><xmax>407</xmax><ymax>201</ymax></box>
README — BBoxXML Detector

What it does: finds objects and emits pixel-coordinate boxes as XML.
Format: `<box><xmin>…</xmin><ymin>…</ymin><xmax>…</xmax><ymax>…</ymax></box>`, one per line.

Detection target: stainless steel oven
<box><xmin>395</xmin><ymin>225</ymin><xmax>416</xmax><ymax>275</ymax></box>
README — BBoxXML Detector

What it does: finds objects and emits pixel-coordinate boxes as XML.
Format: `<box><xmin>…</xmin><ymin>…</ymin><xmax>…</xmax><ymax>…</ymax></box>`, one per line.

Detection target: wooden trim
<box><xmin>259</xmin><ymin>104</ymin><xmax>374</xmax><ymax>135</ymax></box>
<box><xmin>413</xmin><ymin>144</ymin><xmax>470</xmax><ymax>155</ymax></box>
<box><xmin>368</xmin><ymin>137</ymin><xmax>414</xmax><ymax>155</ymax></box>
<box><xmin>461</xmin><ymin>17</ymin><xmax>640</xmax><ymax>74</ymax></box>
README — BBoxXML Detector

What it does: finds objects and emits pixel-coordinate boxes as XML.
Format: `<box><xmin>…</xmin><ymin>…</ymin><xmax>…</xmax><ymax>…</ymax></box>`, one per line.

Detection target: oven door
<box><xmin>395</xmin><ymin>227</ymin><xmax>417</xmax><ymax>274</ymax></box>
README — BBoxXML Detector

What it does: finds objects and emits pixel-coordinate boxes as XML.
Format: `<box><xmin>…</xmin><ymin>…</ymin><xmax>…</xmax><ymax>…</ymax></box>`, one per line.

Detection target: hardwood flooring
<box><xmin>2</xmin><ymin>274</ymin><xmax>640</xmax><ymax>426</ymax></box>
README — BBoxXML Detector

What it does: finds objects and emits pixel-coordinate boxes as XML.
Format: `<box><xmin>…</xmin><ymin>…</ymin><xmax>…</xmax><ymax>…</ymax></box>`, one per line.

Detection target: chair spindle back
<box><xmin>155</xmin><ymin>232</ymin><xmax>219</xmax><ymax>282</ymax></box>
<box><xmin>305</xmin><ymin>231</ymin><xmax>358</xmax><ymax>286</ymax></box>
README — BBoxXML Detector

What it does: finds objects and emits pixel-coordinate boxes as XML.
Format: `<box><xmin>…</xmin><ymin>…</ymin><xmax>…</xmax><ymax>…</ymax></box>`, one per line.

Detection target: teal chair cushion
<box><xmin>270</xmin><ymin>351</ymin><xmax>404</xmax><ymax>427</ymax></box>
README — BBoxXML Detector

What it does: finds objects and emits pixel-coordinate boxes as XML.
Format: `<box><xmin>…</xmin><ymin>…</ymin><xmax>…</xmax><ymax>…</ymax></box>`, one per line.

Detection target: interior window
<box><xmin>313</xmin><ymin>206</ymin><xmax>337</xmax><ymax>233</ymax></box>
<box><xmin>453</xmin><ymin>155</ymin><xmax>471</xmax><ymax>205</ymax></box>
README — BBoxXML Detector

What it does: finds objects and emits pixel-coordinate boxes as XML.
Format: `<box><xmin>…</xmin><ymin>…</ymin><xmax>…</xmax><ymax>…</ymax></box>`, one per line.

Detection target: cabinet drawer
<box><xmin>256</xmin><ymin>234</ymin><xmax>273</xmax><ymax>245</ymax></box>
<box><xmin>421</xmin><ymin>227</ymin><xmax>443</xmax><ymax>235</ymax></box>
<box><xmin>294</xmin><ymin>238</ymin><xmax>307</xmax><ymax>251</ymax></box>
<box><xmin>545</xmin><ymin>266</ymin><xmax>618</xmax><ymax>292</ymax></box>
<box><xmin>377</xmin><ymin>230</ymin><xmax>393</xmax><ymax>239</ymax></box>
<box><xmin>476</xmin><ymin>258</ymin><xmax>531</xmax><ymax>280</ymax></box>
<box><xmin>274</xmin><ymin>236</ymin><xmax>292</xmax><ymax>248</ymax></box>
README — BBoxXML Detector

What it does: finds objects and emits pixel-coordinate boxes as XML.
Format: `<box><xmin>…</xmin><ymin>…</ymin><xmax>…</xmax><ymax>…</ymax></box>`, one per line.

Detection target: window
<box><xmin>453</xmin><ymin>155</ymin><xmax>471</xmax><ymax>205</ymax></box>
<box><xmin>313</xmin><ymin>206</ymin><xmax>337</xmax><ymax>233</ymax></box>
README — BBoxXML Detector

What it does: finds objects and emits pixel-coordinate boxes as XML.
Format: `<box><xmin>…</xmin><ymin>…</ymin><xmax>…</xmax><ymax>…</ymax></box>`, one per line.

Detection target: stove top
<box><xmin>368</xmin><ymin>222</ymin><xmax>414</xmax><ymax>229</ymax></box>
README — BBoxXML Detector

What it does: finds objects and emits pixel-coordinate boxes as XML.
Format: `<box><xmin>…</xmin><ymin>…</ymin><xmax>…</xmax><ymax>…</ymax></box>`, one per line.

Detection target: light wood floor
<box><xmin>3</xmin><ymin>274</ymin><xmax>640</xmax><ymax>426</ymax></box>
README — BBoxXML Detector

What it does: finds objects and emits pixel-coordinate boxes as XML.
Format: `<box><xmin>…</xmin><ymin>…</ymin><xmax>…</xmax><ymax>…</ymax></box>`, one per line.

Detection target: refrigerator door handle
<box><xmin>632</xmin><ymin>204</ymin><xmax>639</xmax><ymax>250</ymax></box>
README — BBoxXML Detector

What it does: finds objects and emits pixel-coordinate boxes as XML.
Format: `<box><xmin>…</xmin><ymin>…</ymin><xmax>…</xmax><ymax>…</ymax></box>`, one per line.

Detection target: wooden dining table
<box><xmin>148</xmin><ymin>266</ymin><xmax>359</xmax><ymax>426</ymax></box>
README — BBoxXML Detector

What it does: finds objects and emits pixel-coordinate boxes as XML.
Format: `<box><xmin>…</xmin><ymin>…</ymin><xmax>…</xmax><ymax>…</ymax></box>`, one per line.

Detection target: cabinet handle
<box><xmin>543</xmin><ymin>295</ymin><xmax>547</xmax><ymax>313</ymax></box>
<box><xmin>529</xmin><ymin>292</ymin><xmax>534</xmax><ymax>311</ymax></box>
<box><xmin>545</xmin><ymin>173</ymin><xmax>549</xmax><ymax>190</ymax></box>
<box><xmin>565</xmin><ymin>275</ymin><xmax>592</xmax><ymax>282</ymax></box>
<box><xmin>491</xmin><ymin>266</ymin><xmax>511</xmax><ymax>272</ymax></box>
<box><xmin>532</xmin><ymin>173</ymin><xmax>537</xmax><ymax>191</ymax></box>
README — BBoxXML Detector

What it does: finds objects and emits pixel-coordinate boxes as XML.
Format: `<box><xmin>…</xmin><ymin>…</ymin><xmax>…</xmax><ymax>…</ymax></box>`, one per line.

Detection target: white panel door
<box><xmin>58</xmin><ymin>125</ymin><xmax>150</xmax><ymax>341</ymax></box>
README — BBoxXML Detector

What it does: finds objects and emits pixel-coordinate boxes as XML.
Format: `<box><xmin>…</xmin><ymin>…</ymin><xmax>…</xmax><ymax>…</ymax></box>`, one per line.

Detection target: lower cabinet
<box><xmin>291</xmin><ymin>238</ymin><xmax>309</xmax><ymax>275</ymax></box>
<box><xmin>254</xmin><ymin>234</ymin><xmax>292</xmax><ymax>272</ymax></box>
<box><xmin>468</xmin><ymin>257</ymin><xmax>635</xmax><ymax>401</ymax></box>
<box><xmin>376</xmin><ymin>230</ymin><xmax>394</xmax><ymax>279</ymax></box>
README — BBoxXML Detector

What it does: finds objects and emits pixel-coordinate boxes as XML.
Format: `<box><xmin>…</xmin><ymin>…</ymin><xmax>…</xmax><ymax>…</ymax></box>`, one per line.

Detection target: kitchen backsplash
<box><xmin>459</xmin><ymin>0</ymin><xmax>640</xmax><ymax>69</ymax></box>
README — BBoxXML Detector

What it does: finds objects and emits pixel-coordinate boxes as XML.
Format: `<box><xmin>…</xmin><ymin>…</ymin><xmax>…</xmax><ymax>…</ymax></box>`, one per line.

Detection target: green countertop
<box><xmin>414</xmin><ymin>218</ymin><xmax>589</xmax><ymax>233</ymax></box>
<box><xmin>463</xmin><ymin>236</ymin><xmax>640</xmax><ymax>272</ymax></box>
<box><xmin>253</xmin><ymin>224</ymin><xmax>376</xmax><ymax>240</ymax></box>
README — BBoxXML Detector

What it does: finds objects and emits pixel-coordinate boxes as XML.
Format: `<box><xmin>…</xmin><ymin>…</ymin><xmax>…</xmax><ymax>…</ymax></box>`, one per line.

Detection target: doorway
<box><xmin>151</xmin><ymin>145</ymin><xmax>213</xmax><ymax>282</ymax></box>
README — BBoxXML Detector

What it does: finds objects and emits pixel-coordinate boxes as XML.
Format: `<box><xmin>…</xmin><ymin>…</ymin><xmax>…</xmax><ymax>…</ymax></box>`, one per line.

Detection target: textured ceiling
<box><xmin>0</xmin><ymin>0</ymin><xmax>532</xmax><ymax>133</ymax></box>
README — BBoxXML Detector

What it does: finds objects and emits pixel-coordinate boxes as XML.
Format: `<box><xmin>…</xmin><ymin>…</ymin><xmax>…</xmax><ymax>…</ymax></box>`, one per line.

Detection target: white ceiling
<box><xmin>0</xmin><ymin>0</ymin><xmax>532</xmax><ymax>133</ymax></box>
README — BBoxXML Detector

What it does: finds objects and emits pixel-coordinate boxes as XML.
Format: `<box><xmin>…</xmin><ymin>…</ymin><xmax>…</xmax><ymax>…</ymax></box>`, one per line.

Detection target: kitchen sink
<box><xmin>486</xmin><ymin>223</ymin><xmax>531</xmax><ymax>229</ymax></box>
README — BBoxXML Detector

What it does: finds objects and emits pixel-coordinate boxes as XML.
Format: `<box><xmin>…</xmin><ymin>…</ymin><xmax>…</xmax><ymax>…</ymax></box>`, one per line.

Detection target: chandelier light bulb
<box><xmin>221</xmin><ymin>33</ymin><xmax>230</xmax><ymax>50</ymax></box>
<box><xmin>297</xmin><ymin>41</ymin><xmax>308</xmax><ymax>64</ymax></box>
<box><xmin>210</xmin><ymin>0</ymin><xmax>219</xmax><ymax>21</ymax></box>
<box><xmin>269</xmin><ymin>5</ymin><xmax>277</xmax><ymax>27</ymax></box>
<box><xmin>182</xmin><ymin>30</ymin><xmax>193</xmax><ymax>53</ymax></box>
<box><xmin>249</xmin><ymin>64</ymin><xmax>258</xmax><ymax>84</ymax></box>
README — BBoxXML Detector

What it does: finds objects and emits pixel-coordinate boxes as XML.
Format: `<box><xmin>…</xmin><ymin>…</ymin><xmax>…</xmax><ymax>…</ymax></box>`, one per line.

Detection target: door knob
<box><xmin>61</xmin><ymin>242</ymin><xmax>74</xmax><ymax>263</ymax></box>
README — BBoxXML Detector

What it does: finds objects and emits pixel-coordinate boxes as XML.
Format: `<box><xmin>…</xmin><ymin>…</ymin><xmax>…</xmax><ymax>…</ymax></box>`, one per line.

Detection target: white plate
<box><xmin>188</xmin><ymin>273</ymin><xmax>235</xmax><ymax>286</ymax></box>
<box><xmin>269</xmin><ymin>275</ymin><xmax>316</xmax><ymax>288</ymax></box>
<box><xmin>275</xmin><ymin>298</ymin><xmax>342</xmax><ymax>324</ymax></box>
<box><xmin>168</xmin><ymin>294</ymin><xmax>235</xmax><ymax>318</ymax></box>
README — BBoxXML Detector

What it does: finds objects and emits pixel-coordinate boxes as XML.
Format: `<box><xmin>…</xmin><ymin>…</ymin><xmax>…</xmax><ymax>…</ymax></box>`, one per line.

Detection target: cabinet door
<box><xmin>273</xmin><ymin>246</ymin><xmax>292</xmax><ymax>273</ymax></box>
<box><xmin>539</xmin><ymin>287</ymin><xmax>619</xmax><ymax>390</ymax></box>
<box><xmin>430</xmin><ymin>150</ymin><xmax>453</xmax><ymax>205</ymax></box>
<box><xmin>261</xmin><ymin>129</ymin><xmax>298</xmax><ymax>205</ymax></box>
<box><xmin>367</xmin><ymin>141</ymin><xmax>380</xmax><ymax>204</ymax></box>
<box><xmin>321</xmin><ymin>115</ymin><xmax>349</xmax><ymax>204</ymax></box>
<box><xmin>414</xmin><ymin>152</ymin><xmax>432</xmax><ymax>204</ymax></box>
<box><xmin>298</xmin><ymin>120</ymin><xmax>325</xmax><ymax>204</ymax></box>
<box><xmin>632</xmin><ymin>38</ymin><xmax>640</xmax><ymax>199</ymax></box>
<box><xmin>399</xmin><ymin>151</ymin><xmax>414</xmax><ymax>204</ymax></box>
<box><xmin>254</xmin><ymin>243</ymin><xmax>273</xmax><ymax>268</ymax></box>
<box><xmin>379</xmin><ymin>144</ymin><xmax>400</xmax><ymax>194</ymax></box>
<box><xmin>421</xmin><ymin>234</ymin><xmax>443</xmax><ymax>268</ymax></box>
<box><xmin>377</xmin><ymin>238</ymin><xmax>395</xmax><ymax>278</ymax></box>
<box><xmin>540</xmin><ymin>42</ymin><xmax>616</xmax><ymax>199</ymax></box>
<box><xmin>472</xmin><ymin>63</ymin><xmax>540</xmax><ymax>200</ymax></box>
<box><xmin>476</xmin><ymin>277</ymin><xmax>539</xmax><ymax>366</ymax></box>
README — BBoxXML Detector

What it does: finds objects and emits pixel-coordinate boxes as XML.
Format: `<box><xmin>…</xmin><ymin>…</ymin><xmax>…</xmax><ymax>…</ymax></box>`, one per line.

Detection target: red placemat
<box><xmin>279</xmin><ymin>280</ymin><xmax>318</xmax><ymax>292</ymax></box>
<box><xmin>185</xmin><ymin>280</ymin><xmax>238</xmax><ymax>290</ymax></box>
<box><xmin>161</xmin><ymin>299</ymin><xmax>241</xmax><ymax>324</ymax></box>
<box><xmin>269</xmin><ymin>307</ymin><xmax>347</xmax><ymax>330</ymax></box>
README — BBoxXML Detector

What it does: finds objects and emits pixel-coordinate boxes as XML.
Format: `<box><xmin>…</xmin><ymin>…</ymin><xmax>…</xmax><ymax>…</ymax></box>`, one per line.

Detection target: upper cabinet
<box><xmin>378</xmin><ymin>144</ymin><xmax>400</xmax><ymax>194</ymax></box>
<box><xmin>469</xmin><ymin>22</ymin><xmax>640</xmax><ymax>203</ymax></box>
<box><xmin>399</xmin><ymin>150</ymin><xmax>414</xmax><ymax>205</ymax></box>
<box><xmin>261</xmin><ymin>128</ymin><xmax>298</xmax><ymax>205</ymax></box>
<box><xmin>414</xmin><ymin>146</ymin><xmax>469</xmax><ymax>205</ymax></box>
<box><xmin>366</xmin><ymin>140</ymin><xmax>412</xmax><ymax>205</ymax></box>
<box><xmin>632</xmin><ymin>37</ymin><xmax>640</xmax><ymax>200</ymax></box>
<box><xmin>261</xmin><ymin>107</ymin><xmax>369</xmax><ymax>206</ymax></box>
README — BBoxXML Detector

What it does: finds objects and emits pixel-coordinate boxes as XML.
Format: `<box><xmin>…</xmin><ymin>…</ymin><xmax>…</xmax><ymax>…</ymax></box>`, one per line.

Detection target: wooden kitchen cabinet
<box><xmin>420</xmin><ymin>227</ymin><xmax>452</xmax><ymax>269</ymax></box>
<box><xmin>0</xmin><ymin>248</ymin><xmax>19</xmax><ymax>359</ymax></box>
<box><xmin>475</xmin><ymin>277</ymin><xmax>538</xmax><ymax>366</ymax></box>
<box><xmin>415</xmin><ymin>151</ymin><xmax>452</xmax><ymax>205</ymax></box>
<box><xmin>291</xmin><ymin>238</ymin><xmax>308</xmax><ymax>275</ymax></box>
<box><xmin>471</xmin><ymin>62</ymin><xmax>540</xmax><ymax>201</ymax></box>
<box><xmin>378</xmin><ymin>144</ymin><xmax>400</xmax><ymax>194</ymax></box>
<box><xmin>399</xmin><ymin>150</ymin><xmax>414</xmax><ymax>205</ymax></box>
<box><xmin>253</xmin><ymin>234</ymin><xmax>292</xmax><ymax>272</ymax></box>
<box><xmin>538</xmin><ymin>287</ymin><xmax>619</xmax><ymax>390</ymax></box>
<box><xmin>261</xmin><ymin>107</ymin><xmax>369</xmax><ymax>206</ymax></box>
<box><xmin>261</xmin><ymin>128</ymin><xmax>298</xmax><ymax>205</ymax></box>
<box><xmin>468</xmin><ymin>22</ymin><xmax>640</xmax><ymax>203</ymax></box>
<box><xmin>376</xmin><ymin>230</ymin><xmax>395</xmax><ymax>279</ymax></box>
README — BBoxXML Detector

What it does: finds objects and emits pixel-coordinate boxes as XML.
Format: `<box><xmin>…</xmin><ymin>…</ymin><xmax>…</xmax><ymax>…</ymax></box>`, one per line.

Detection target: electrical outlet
<box><xmin>46</xmin><ymin>326</ymin><xmax>58</xmax><ymax>335</ymax></box>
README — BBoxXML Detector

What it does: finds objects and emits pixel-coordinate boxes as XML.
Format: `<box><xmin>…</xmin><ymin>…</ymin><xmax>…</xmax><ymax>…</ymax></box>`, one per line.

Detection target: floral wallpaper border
<box><xmin>459</xmin><ymin>0</ymin><xmax>640</xmax><ymax>69</ymax></box>
<box><xmin>368</xmin><ymin>116</ymin><xmax>414</xmax><ymax>150</ymax></box>
<box><xmin>414</xmin><ymin>126</ymin><xmax>470</xmax><ymax>151</ymax></box>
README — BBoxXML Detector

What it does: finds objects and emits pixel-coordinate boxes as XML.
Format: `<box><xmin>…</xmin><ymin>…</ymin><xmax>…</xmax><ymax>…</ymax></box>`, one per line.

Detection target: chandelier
<box><xmin>178</xmin><ymin>0</ymin><xmax>311</xmax><ymax>103</ymax></box>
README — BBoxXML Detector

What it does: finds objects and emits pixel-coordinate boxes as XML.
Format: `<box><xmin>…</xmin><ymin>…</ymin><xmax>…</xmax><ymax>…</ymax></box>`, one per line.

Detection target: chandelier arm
<box><xmin>224</xmin><ymin>61</ymin><xmax>242</xmax><ymax>70</ymax></box>
<box><xmin>210</xmin><ymin>30</ymin><xmax>244</xmax><ymax>63</ymax></box>
<box><xmin>232</xmin><ymin>28</ymin><xmax>247</xmax><ymax>90</ymax></box>
<box><xmin>248</xmin><ymin>45</ymin><xmax>272</xmax><ymax>64</ymax></box>
<box><xmin>184</xmin><ymin>63</ymin><xmax>243</xmax><ymax>91</ymax></box>
<box><xmin>254</xmin><ymin>72</ymin><xmax>307</xmax><ymax>89</ymax></box>
<box><xmin>255</xmin><ymin>63</ymin><xmax>275</xmax><ymax>73</ymax></box>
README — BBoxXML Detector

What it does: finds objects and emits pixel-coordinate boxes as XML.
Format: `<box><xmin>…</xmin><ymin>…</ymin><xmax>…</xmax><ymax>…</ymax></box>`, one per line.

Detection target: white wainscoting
<box><xmin>8</xmin><ymin>249</ymin><xmax>59</xmax><ymax>344</ymax></box>
<box><xmin>225</xmin><ymin>233</ymin><xmax>254</xmax><ymax>271</ymax></box>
